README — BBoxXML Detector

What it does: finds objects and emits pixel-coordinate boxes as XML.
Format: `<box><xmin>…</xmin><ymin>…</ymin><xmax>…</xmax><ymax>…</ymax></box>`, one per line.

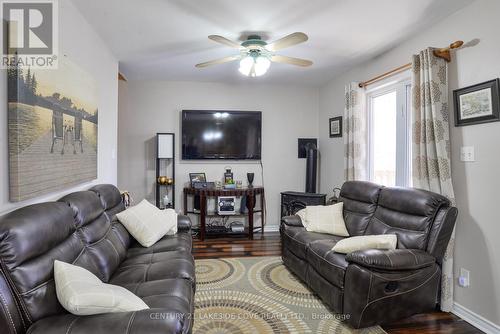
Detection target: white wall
<box><xmin>0</xmin><ymin>1</ymin><xmax>119</xmax><ymax>215</ymax></box>
<box><xmin>118</xmin><ymin>81</ymin><xmax>319</xmax><ymax>229</ymax></box>
<box><xmin>319</xmin><ymin>0</ymin><xmax>500</xmax><ymax>327</ymax></box>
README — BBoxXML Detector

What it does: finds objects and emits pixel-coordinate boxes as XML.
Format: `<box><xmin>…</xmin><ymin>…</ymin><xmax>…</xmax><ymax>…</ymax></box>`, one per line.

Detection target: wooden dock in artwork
<box><xmin>9</xmin><ymin>131</ymin><xmax>97</xmax><ymax>202</ymax></box>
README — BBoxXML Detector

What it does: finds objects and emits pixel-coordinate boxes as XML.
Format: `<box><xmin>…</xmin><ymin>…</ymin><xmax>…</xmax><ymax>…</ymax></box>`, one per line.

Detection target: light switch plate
<box><xmin>460</xmin><ymin>146</ymin><xmax>475</xmax><ymax>162</ymax></box>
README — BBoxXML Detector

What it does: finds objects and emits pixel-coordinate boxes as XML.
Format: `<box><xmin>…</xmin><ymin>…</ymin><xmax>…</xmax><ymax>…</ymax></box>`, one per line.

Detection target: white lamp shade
<box><xmin>157</xmin><ymin>134</ymin><xmax>174</xmax><ymax>158</ymax></box>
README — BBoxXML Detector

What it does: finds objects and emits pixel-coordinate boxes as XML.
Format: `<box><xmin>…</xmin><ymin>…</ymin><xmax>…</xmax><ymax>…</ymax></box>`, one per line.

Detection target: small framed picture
<box><xmin>189</xmin><ymin>173</ymin><xmax>206</xmax><ymax>187</ymax></box>
<box><xmin>329</xmin><ymin>116</ymin><xmax>342</xmax><ymax>137</ymax></box>
<box><xmin>454</xmin><ymin>79</ymin><xmax>500</xmax><ymax>126</ymax></box>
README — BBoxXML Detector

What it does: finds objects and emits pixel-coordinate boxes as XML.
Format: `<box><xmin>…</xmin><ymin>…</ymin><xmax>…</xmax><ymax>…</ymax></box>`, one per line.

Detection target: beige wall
<box><xmin>319</xmin><ymin>0</ymin><xmax>500</xmax><ymax>327</ymax></box>
<box><xmin>0</xmin><ymin>1</ymin><xmax>119</xmax><ymax>215</ymax></box>
<box><xmin>118</xmin><ymin>80</ymin><xmax>319</xmax><ymax>229</ymax></box>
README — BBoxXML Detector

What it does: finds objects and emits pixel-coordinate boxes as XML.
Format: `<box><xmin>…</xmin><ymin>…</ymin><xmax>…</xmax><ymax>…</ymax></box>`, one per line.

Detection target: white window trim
<box><xmin>366</xmin><ymin>71</ymin><xmax>411</xmax><ymax>187</ymax></box>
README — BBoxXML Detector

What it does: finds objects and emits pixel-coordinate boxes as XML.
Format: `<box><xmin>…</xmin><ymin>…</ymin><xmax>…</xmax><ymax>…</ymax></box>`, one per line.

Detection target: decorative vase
<box><xmin>166</xmin><ymin>177</ymin><xmax>174</xmax><ymax>185</ymax></box>
<box><xmin>157</xmin><ymin>176</ymin><xmax>167</xmax><ymax>185</ymax></box>
<box><xmin>247</xmin><ymin>173</ymin><xmax>254</xmax><ymax>187</ymax></box>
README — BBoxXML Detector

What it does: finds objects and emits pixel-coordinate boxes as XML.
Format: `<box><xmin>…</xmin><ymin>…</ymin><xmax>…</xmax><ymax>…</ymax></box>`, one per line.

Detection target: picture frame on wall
<box><xmin>453</xmin><ymin>79</ymin><xmax>500</xmax><ymax>126</ymax></box>
<box><xmin>329</xmin><ymin>116</ymin><xmax>343</xmax><ymax>137</ymax></box>
<box><xmin>189</xmin><ymin>173</ymin><xmax>206</xmax><ymax>187</ymax></box>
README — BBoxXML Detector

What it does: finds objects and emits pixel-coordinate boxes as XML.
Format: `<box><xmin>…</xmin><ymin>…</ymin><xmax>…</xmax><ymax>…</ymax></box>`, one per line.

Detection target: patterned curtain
<box><xmin>411</xmin><ymin>48</ymin><xmax>455</xmax><ymax>311</ymax></box>
<box><xmin>344</xmin><ymin>83</ymin><xmax>367</xmax><ymax>181</ymax></box>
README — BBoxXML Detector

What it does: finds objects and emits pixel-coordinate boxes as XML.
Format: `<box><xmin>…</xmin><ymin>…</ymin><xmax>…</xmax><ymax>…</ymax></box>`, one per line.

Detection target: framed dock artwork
<box><xmin>7</xmin><ymin>57</ymin><xmax>98</xmax><ymax>202</ymax></box>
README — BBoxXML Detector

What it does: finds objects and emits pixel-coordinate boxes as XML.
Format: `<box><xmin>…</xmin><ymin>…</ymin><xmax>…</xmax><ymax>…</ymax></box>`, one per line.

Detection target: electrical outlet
<box><xmin>460</xmin><ymin>146</ymin><xmax>475</xmax><ymax>162</ymax></box>
<box><xmin>458</xmin><ymin>268</ymin><xmax>470</xmax><ymax>287</ymax></box>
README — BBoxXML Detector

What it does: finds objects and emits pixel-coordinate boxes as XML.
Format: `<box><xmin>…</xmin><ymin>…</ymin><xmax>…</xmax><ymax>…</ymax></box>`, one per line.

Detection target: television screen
<box><xmin>182</xmin><ymin>110</ymin><xmax>262</xmax><ymax>160</ymax></box>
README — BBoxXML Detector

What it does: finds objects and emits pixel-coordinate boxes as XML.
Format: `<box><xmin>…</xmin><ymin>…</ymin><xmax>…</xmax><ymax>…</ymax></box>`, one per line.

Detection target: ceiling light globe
<box><xmin>239</xmin><ymin>56</ymin><xmax>254</xmax><ymax>76</ymax></box>
<box><xmin>254</xmin><ymin>56</ymin><xmax>271</xmax><ymax>76</ymax></box>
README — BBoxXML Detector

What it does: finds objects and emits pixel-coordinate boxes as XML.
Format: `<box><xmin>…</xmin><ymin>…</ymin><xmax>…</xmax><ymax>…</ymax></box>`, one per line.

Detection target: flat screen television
<box><xmin>182</xmin><ymin>110</ymin><xmax>262</xmax><ymax>160</ymax></box>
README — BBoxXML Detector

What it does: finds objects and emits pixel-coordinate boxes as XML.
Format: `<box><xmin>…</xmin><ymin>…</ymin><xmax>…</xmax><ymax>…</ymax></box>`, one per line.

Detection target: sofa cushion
<box><xmin>365</xmin><ymin>187</ymin><xmax>450</xmax><ymax>250</ymax></box>
<box><xmin>90</xmin><ymin>184</ymin><xmax>131</xmax><ymax>250</ymax></box>
<box><xmin>110</xmin><ymin>252</ymin><xmax>195</xmax><ymax>289</ymax></box>
<box><xmin>127</xmin><ymin>231</ymin><xmax>192</xmax><ymax>257</ymax></box>
<box><xmin>59</xmin><ymin>191</ymin><xmax>126</xmax><ymax>282</ymax></box>
<box><xmin>120</xmin><ymin>278</ymin><xmax>193</xmax><ymax>309</ymax></box>
<box><xmin>339</xmin><ymin>181</ymin><xmax>383</xmax><ymax>236</ymax></box>
<box><xmin>281</xmin><ymin>225</ymin><xmax>340</xmax><ymax>260</ymax></box>
<box><xmin>0</xmin><ymin>202</ymin><xmax>102</xmax><ymax>324</ymax></box>
<box><xmin>308</xmin><ymin>239</ymin><xmax>348</xmax><ymax>288</ymax></box>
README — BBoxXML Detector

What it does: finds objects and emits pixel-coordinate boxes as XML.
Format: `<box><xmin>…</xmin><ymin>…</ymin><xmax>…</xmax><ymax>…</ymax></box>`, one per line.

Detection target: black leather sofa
<box><xmin>280</xmin><ymin>181</ymin><xmax>457</xmax><ymax>328</ymax></box>
<box><xmin>0</xmin><ymin>184</ymin><xmax>195</xmax><ymax>334</ymax></box>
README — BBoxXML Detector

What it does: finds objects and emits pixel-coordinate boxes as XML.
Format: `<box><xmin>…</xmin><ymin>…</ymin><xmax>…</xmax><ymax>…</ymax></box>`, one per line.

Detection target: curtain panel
<box><xmin>344</xmin><ymin>83</ymin><xmax>367</xmax><ymax>181</ymax></box>
<box><xmin>411</xmin><ymin>48</ymin><xmax>456</xmax><ymax>312</ymax></box>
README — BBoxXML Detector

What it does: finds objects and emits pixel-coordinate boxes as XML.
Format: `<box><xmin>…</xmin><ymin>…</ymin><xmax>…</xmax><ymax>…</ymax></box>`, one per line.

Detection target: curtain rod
<box><xmin>358</xmin><ymin>40</ymin><xmax>464</xmax><ymax>88</ymax></box>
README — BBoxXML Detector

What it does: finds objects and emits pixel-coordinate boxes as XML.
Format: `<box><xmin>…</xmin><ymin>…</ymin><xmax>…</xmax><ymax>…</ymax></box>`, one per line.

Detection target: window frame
<box><xmin>366</xmin><ymin>73</ymin><xmax>412</xmax><ymax>187</ymax></box>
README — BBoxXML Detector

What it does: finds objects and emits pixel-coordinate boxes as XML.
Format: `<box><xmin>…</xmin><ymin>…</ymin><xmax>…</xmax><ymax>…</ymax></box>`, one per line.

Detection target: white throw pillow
<box><xmin>116</xmin><ymin>199</ymin><xmax>177</xmax><ymax>247</ymax></box>
<box><xmin>332</xmin><ymin>234</ymin><xmax>397</xmax><ymax>254</ymax></box>
<box><xmin>164</xmin><ymin>208</ymin><xmax>178</xmax><ymax>236</ymax></box>
<box><xmin>54</xmin><ymin>260</ymin><xmax>149</xmax><ymax>316</ymax></box>
<box><xmin>295</xmin><ymin>208</ymin><xmax>308</xmax><ymax>228</ymax></box>
<box><xmin>305</xmin><ymin>203</ymin><xmax>349</xmax><ymax>236</ymax></box>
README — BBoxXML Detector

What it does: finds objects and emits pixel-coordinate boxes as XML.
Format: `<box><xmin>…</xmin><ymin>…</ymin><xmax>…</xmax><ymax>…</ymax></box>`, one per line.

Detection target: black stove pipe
<box><xmin>305</xmin><ymin>143</ymin><xmax>318</xmax><ymax>193</ymax></box>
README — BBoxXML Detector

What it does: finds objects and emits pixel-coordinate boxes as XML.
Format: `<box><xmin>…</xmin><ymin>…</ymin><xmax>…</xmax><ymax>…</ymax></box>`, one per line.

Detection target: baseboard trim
<box><xmin>263</xmin><ymin>225</ymin><xmax>279</xmax><ymax>232</ymax></box>
<box><xmin>452</xmin><ymin>302</ymin><xmax>500</xmax><ymax>334</ymax></box>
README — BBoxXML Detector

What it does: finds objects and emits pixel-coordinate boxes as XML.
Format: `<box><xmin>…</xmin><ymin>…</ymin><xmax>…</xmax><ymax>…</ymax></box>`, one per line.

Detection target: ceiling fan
<box><xmin>195</xmin><ymin>32</ymin><xmax>312</xmax><ymax>77</ymax></box>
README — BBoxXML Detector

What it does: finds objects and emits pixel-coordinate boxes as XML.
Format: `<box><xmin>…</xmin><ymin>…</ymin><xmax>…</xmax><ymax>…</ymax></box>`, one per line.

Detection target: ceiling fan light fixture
<box><xmin>239</xmin><ymin>54</ymin><xmax>271</xmax><ymax>77</ymax></box>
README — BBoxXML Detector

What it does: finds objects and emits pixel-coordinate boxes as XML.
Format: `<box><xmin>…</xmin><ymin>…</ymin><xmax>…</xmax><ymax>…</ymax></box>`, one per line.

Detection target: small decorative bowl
<box><xmin>224</xmin><ymin>183</ymin><xmax>236</xmax><ymax>189</ymax></box>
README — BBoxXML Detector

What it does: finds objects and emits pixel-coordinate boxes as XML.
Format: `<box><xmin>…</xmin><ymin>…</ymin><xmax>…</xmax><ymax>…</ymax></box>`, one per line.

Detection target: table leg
<box><xmin>200</xmin><ymin>194</ymin><xmax>206</xmax><ymax>241</ymax></box>
<box><xmin>183</xmin><ymin>191</ymin><xmax>187</xmax><ymax>215</ymax></box>
<box><xmin>260</xmin><ymin>192</ymin><xmax>265</xmax><ymax>236</ymax></box>
<box><xmin>248</xmin><ymin>194</ymin><xmax>254</xmax><ymax>240</ymax></box>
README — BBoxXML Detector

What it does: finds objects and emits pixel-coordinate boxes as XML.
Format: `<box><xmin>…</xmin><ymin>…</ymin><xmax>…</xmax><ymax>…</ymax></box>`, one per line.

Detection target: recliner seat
<box><xmin>0</xmin><ymin>184</ymin><xmax>195</xmax><ymax>334</ymax></box>
<box><xmin>280</xmin><ymin>181</ymin><xmax>457</xmax><ymax>328</ymax></box>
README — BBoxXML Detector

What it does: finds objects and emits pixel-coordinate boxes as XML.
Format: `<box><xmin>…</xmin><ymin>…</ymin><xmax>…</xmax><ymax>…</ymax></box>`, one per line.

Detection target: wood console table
<box><xmin>183</xmin><ymin>187</ymin><xmax>265</xmax><ymax>241</ymax></box>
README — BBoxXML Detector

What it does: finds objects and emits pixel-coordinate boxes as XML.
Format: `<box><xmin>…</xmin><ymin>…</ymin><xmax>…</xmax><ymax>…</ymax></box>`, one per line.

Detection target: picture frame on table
<box><xmin>453</xmin><ymin>79</ymin><xmax>500</xmax><ymax>126</ymax></box>
<box><xmin>189</xmin><ymin>173</ymin><xmax>206</xmax><ymax>187</ymax></box>
<box><xmin>329</xmin><ymin>116</ymin><xmax>343</xmax><ymax>137</ymax></box>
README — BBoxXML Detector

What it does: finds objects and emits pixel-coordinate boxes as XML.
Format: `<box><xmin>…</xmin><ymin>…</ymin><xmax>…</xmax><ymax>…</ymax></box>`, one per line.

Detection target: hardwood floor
<box><xmin>192</xmin><ymin>232</ymin><xmax>483</xmax><ymax>334</ymax></box>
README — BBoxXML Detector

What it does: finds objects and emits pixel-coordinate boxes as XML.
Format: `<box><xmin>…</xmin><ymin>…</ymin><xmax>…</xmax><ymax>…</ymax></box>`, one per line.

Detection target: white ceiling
<box><xmin>72</xmin><ymin>0</ymin><xmax>474</xmax><ymax>86</ymax></box>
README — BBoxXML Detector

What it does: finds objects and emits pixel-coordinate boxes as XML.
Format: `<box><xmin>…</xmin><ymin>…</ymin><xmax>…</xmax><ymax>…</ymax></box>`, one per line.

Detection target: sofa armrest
<box><xmin>345</xmin><ymin>249</ymin><xmax>436</xmax><ymax>271</ymax></box>
<box><xmin>281</xmin><ymin>215</ymin><xmax>304</xmax><ymax>227</ymax></box>
<box><xmin>177</xmin><ymin>214</ymin><xmax>192</xmax><ymax>232</ymax></box>
<box><xmin>28</xmin><ymin>310</ymin><xmax>188</xmax><ymax>334</ymax></box>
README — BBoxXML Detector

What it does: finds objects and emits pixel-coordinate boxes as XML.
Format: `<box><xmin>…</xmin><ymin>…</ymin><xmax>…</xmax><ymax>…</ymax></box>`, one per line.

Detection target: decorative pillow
<box><xmin>164</xmin><ymin>208</ymin><xmax>178</xmax><ymax>236</ymax></box>
<box><xmin>305</xmin><ymin>203</ymin><xmax>349</xmax><ymax>236</ymax></box>
<box><xmin>332</xmin><ymin>234</ymin><xmax>397</xmax><ymax>254</ymax></box>
<box><xmin>295</xmin><ymin>208</ymin><xmax>308</xmax><ymax>228</ymax></box>
<box><xmin>54</xmin><ymin>260</ymin><xmax>149</xmax><ymax>316</ymax></box>
<box><xmin>116</xmin><ymin>199</ymin><xmax>177</xmax><ymax>247</ymax></box>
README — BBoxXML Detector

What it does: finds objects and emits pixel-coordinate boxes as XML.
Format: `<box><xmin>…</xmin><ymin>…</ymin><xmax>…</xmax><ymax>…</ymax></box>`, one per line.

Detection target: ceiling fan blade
<box><xmin>195</xmin><ymin>55</ymin><xmax>241</xmax><ymax>68</ymax></box>
<box><xmin>266</xmin><ymin>32</ymin><xmax>308</xmax><ymax>51</ymax></box>
<box><xmin>271</xmin><ymin>55</ymin><xmax>312</xmax><ymax>67</ymax></box>
<box><xmin>208</xmin><ymin>35</ymin><xmax>241</xmax><ymax>49</ymax></box>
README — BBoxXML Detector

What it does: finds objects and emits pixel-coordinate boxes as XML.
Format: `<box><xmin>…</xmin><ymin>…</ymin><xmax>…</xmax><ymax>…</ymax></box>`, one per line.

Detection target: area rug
<box><xmin>194</xmin><ymin>256</ymin><xmax>386</xmax><ymax>333</ymax></box>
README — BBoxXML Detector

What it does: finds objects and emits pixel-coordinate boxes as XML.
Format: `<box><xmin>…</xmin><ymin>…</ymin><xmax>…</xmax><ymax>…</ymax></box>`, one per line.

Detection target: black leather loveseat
<box><xmin>281</xmin><ymin>181</ymin><xmax>457</xmax><ymax>328</ymax></box>
<box><xmin>0</xmin><ymin>184</ymin><xmax>195</xmax><ymax>334</ymax></box>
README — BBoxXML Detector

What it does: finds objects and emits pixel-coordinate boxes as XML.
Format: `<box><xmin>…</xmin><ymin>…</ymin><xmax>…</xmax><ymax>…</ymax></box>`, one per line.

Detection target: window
<box><xmin>367</xmin><ymin>77</ymin><xmax>411</xmax><ymax>187</ymax></box>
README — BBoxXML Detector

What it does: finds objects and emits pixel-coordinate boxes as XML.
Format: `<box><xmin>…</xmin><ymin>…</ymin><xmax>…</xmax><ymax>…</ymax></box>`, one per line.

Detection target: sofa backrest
<box><xmin>0</xmin><ymin>202</ymin><xmax>102</xmax><ymax>332</ymax></box>
<box><xmin>90</xmin><ymin>184</ymin><xmax>131</xmax><ymax>250</ymax></box>
<box><xmin>339</xmin><ymin>181</ymin><xmax>383</xmax><ymax>236</ymax></box>
<box><xmin>58</xmin><ymin>190</ymin><xmax>128</xmax><ymax>282</ymax></box>
<box><xmin>365</xmin><ymin>186</ymin><xmax>451</xmax><ymax>250</ymax></box>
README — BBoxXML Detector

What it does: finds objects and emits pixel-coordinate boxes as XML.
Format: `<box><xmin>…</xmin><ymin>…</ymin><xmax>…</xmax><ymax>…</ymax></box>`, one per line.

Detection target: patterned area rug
<box><xmin>194</xmin><ymin>256</ymin><xmax>386</xmax><ymax>334</ymax></box>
